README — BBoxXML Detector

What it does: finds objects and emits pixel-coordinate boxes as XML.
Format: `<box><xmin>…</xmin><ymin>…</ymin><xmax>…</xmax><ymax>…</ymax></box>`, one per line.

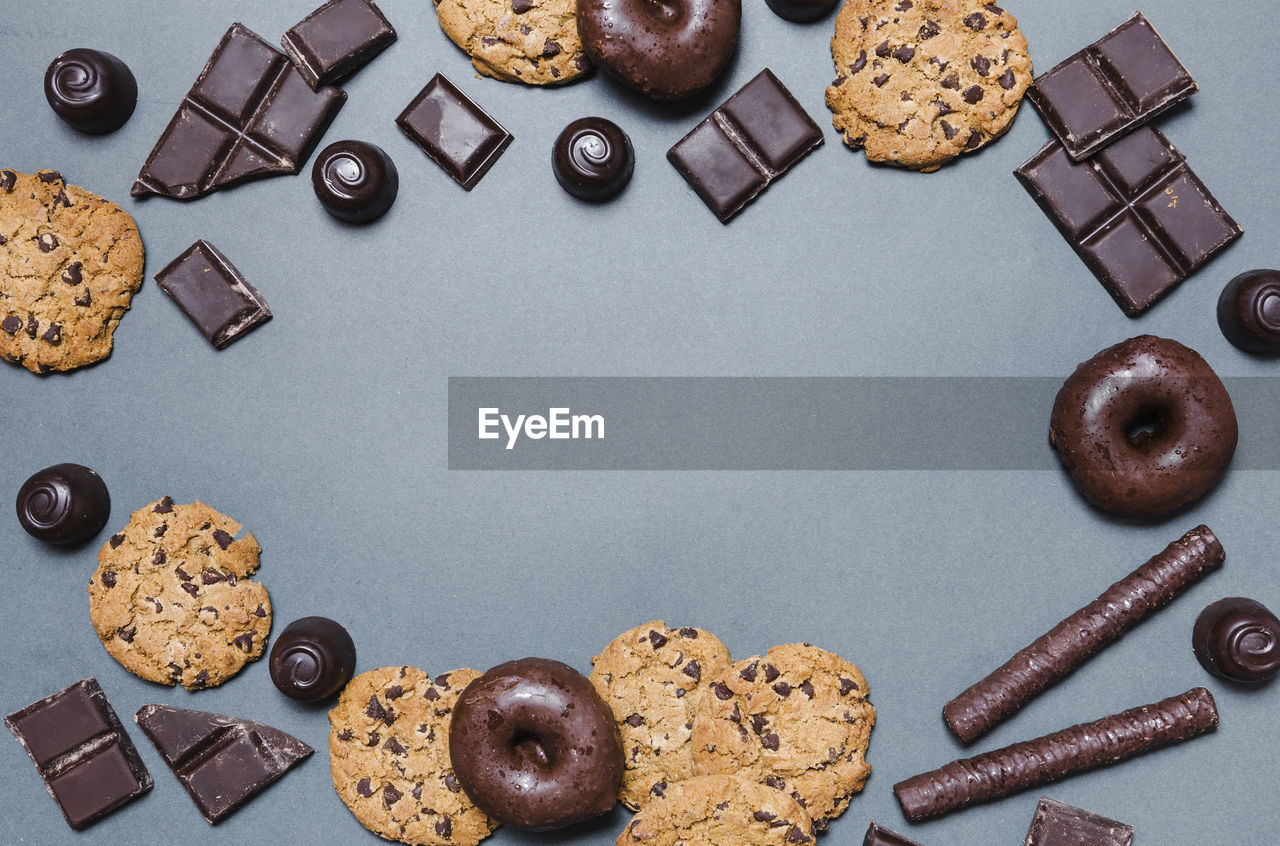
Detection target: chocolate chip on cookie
<box><xmin>435</xmin><ymin>0</ymin><xmax>591</xmax><ymax>85</ymax></box>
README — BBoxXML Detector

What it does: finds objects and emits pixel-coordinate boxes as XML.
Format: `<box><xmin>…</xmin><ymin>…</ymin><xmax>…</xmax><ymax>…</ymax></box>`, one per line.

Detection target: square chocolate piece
<box><xmin>864</xmin><ymin>821</ymin><xmax>924</xmax><ymax>846</ymax></box>
<box><xmin>155</xmin><ymin>240</ymin><xmax>272</xmax><ymax>349</ymax></box>
<box><xmin>1023</xmin><ymin>798</ymin><xmax>1133</xmax><ymax>846</ymax></box>
<box><xmin>132</xmin><ymin>23</ymin><xmax>346</xmax><ymax>200</ymax></box>
<box><xmin>1027</xmin><ymin>13</ymin><xmax>1196</xmax><ymax>161</ymax></box>
<box><xmin>5</xmin><ymin>678</ymin><xmax>152</xmax><ymax>830</ymax></box>
<box><xmin>396</xmin><ymin>74</ymin><xmax>513</xmax><ymax>190</ymax></box>
<box><xmin>668</xmin><ymin>68</ymin><xmax>823</xmax><ymax>223</ymax></box>
<box><xmin>282</xmin><ymin>0</ymin><xmax>397</xmax><ymax>90</ymax></box>
<box><xmin>1014</xmin><ymin>126</ymin><xmax>1241</xmax><ymax>316</ymax></box>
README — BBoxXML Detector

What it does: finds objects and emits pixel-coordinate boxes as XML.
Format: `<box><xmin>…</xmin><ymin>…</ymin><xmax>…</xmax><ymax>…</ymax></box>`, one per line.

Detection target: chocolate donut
<box><xmin>449</xmin><ymin>657</ymin><xmax>623</xmax><ymax>830</ymax></box>
<box><xmin>576</xmin><ymin>0</ymin><xmax>740</xmax><ymax>101</ymax></box>
<box><xmin>1193</xmin><ymin>597</ymin><xmax>1280</xmax><ymax>685</ymax></box>
<box><xmin>1049</xmin><ymin>335</ymin><xmax>1237</xmax><ymax>518</ymax></box>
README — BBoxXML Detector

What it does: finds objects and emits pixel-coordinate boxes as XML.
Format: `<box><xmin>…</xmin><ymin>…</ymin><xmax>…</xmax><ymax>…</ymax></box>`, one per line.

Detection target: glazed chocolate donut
<box><xmin>1049</xmin><ymin>335</ymin><xmax>1237</xmax><ymax>518</ymax></box>
<box><xmin>576</xmin><ymin>0</ymin><xmax>740</xmax><ymax>101</ymax></box>
<box><xmin>448</xmin><ymin>657</ymin><xmax>623</xmax><ymax>830</ymax></box>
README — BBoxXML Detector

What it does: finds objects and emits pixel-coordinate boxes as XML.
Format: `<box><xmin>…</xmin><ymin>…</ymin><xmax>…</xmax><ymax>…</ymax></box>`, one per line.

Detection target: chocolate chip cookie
<box><xmin>692</xmin><ymin>643</ymin><xmax>875</xmax><ymax>830</ymax></box>
<box><xmin>87</xmin><ymin>498</ymin><xmax>271</xmax><ymax>690</ymax></box>
<box><xmin>590</xmin><ymin>622</ymin><xmax>733</xmax><ymax>810</ymax></box>
<box><xmin>824</xmin><ymin>0</ymin><xmax>1032</xmax><ymax>171</ymax></box>
<box><xmin>434</xmin><ymin>0</ymin><xmax>591</xmax><ymax>85</ymax></box>
<box><xmin>0</xmin><ymin>169</ymin><xmax>144</xmax><ymax>372</ymax></box>
<box><xmin>616</xmin><ymin>774</ymin><xmax>815</xmax><ymax>846</ymax></box>
<box><xmin>330</xmin><ymin>666</ymin><xmax>498</xmax><ymax>846</ymax></box>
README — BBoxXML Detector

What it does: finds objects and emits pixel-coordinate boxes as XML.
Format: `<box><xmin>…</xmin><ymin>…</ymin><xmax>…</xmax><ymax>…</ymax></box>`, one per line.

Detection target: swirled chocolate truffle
<box><xmin>1217</xmin><ymin>269</ymin><xmax>1280</xmax><ymax>354</ymax></box>
<box><xmin>1193</xmin><ymin>597</ymin><xmax>1280</xmax><ymax>685</ymax></box>
<box><xmin>16</xmin><ymin>463</ymin><xmax>110</xmax><ymax>544</ymax></box>
<box><xmin>44</xmin><ymin>48</ymin><xmax>137</xmax><ymax>134</ymax></box>
<box><xmin>269</xmin><ymin>616</ymin><xmax>357</xmax><ymax>701</ymax></box>
<box><xmin>765</xmin><ymin>0</ymin><xmax>837</xmax><ymax>23</ymax></box>
<box><xmin>311</xmin><ymin>140</ymin><xmax>398</xmax><ymax>223</ymax></box>
<box><xmin>553</xmin><ymin>117</ymin><xmax>634</xmax><ymax>201</ymax></box>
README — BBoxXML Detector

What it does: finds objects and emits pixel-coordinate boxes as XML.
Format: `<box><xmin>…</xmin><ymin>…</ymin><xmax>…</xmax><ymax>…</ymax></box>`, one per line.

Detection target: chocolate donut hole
<box><xmin>1123</xmin><ymin>404</ymin><xmax>1172</xmax><ymax>448</ymax></box>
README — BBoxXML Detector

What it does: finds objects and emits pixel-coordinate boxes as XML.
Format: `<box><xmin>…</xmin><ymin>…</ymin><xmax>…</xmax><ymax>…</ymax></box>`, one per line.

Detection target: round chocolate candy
<box><xmin>16</xmin><ymin>463</ymin><xmax>110</xmax><ymax>544</ymax></box>
<box><xmin>269</xmin><ymin>616</ymin><xmax>357</xmax><ymax>701</ymax></box>
<box><xmin>1217</xmin><ymin>269</ymin><xmax>1280</xmax><ymax>354</ymax></box>
<box><xmin>1192</xmin><ymin>597</ymin><xmax>1280</xmax><ymax>685</ymax></box>
<box><xmin>764</xmin><ymin>0</ymin><xmax>838</xmax><ymax>23</ymax></box>
<box><xmin>43</xmin><ymin>48</ymin><xmax>137</xmax><ymax>135</ymax></box>
<box><xmin>552</xmin><ymin>117</ymin><xmax>634</xmax><ymax>202</ymax></box>
<box><xmin>311</xmin><ymin>140</ymin><xmax>398</xmax><ymax>224</ymax></box>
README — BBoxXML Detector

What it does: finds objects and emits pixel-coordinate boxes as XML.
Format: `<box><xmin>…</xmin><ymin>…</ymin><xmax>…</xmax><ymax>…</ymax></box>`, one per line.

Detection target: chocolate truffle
<box><xmin>311</xmin><ymin>140</ymin><xmax>398</xmax><ymax>223</ymax></box>
<box><xmin>765</xmin><ymin>0</ymin><xmax>837</xmax><ymax>23</ymax></box>
<box><xmin>16</xmin><ymin>463</ymin><xmax>110</xmax><ymax>544</ymax></box>
<box><xmin>269</xmin><ymin>616</ymin><xmax>357</xmax><ymax>701</ymax></box>
<box><xmin>43</xmin><ymin>48</ymin><xmax>137</xmax><ymax>134</ymax></box>
<box><xmin>1217</xmin><ymin>269</ymin><xmax>1280</xmax><ymax>354</ymax></box>
<box><xmin>1193</xmin><ymin>597</ymin><xmax>1280</xmax><ymax>685</ymax></box>
<box><xmin>552</xmin><ymin>117</ymin><xmax>634</xmax><ymax>201</ymax></box>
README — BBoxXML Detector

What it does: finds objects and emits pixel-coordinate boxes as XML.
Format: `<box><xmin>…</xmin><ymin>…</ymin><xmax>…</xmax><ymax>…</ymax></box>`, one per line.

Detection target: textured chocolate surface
<box><xmin>764</xmin><ymin>0</ymin><xmax>836</xmax><ymax>23</ymax></box>
<box><xmin>132</xmin><ymin>23</ymin><xmax>345</xmax><ymax>200</ymax></box>
<box><xmin>1027</xmin><ymin>13</ymin><xmax>1196</xmax><ymax>161</ymax></box>
<box><xmin>269</xmin><ymin>616</ymin><xmax>357</xmax><ymax>701</ymax></box>
<box><xmin>864</xmin><ymin>821</ymin><xmax>923</xmax><ymax>846</ymax></box>
<box><xmin>311</xmin><ymin>140</ymin><xmax>398</xmax><ymax>223</ymax></box>
<box><xmin>897</xmin><ymin>687</ymin><xmax>1219</xmax><ymax>821</ymax></box>
<box><xmin>5</xmin><ymin>678</ymin><xmax>152</xmax><ymax>830</ymax></box>
<box><xmin>134</xmin><ymin>704</ymin><xmax>312</xmax><ymax>823</ymax></box>
<box><xmin>1015</xmin><ymin>126</ymin><xmax>1242</xmax><ymax>316</ymax></box>
<box><xmin>943</xmin><ymin>525</ymin><xmax>1223</xmax><ymax>743</ymax></box>
<box><xmin>668</xmin><ymin>69</ymin><xmax>822</xmax><ymax>223</ymax></box>
<box><xmin>1023</xmin><ymin>798</ymin><xmax>1134</xmax><ymax>846</ymax></box>
<box><xmin>1218</xmin><ymin>269</ymin><xmax>1280</xmax><ymax>354</ymax></box>
<box><xmin>396</xmin><ymin>73</ymin><xmax>512</xmax><ymax>190</ymax></box>
<box><xmin>552</xmin><ymin>117</ymin><xmax>634</xmax><ymax>202</ymax></box>
<box><xmin>281</xmin><ymin>0</ymin><xmax>396</xmax><ymax>90</ymax></box>
<box><xmin>16</xmin><ymin>463</ymin><xmax>110</xmax><ymax>544</ymax></box>
<box><xmin>44</xmin><ymin>48</ymin><xmax>137</xmax><ymax>134</ymax></box>
<box><xmin>1192</xmin><ymin>597</ymin><xmax>1280</xmax><ymax>685</ymax></box>
<box><xmin>154</xmin><ymin>240</ymin><xmax>271</xmax><ymax>349</ymax></box>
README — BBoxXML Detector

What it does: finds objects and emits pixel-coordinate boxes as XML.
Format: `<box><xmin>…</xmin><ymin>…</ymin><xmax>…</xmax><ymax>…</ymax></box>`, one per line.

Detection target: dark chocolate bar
<box><xmin>895</xmin><ymin>687</ymin><xmax>1218</xmax><ymax>821</ymax></box>
<box><xmin>5</xmin><ymin>678</ymin><xmax>152</xmax><ymax>830</ymax></box>
<box><xmin>135</xmin><ymin>704</ymin><xmax>312</xmax><ymax>824</ymax></box>
<box><xmin>1015</xmin><ymin>127</ymin><xmax>1241</xmax><ymax>316</ymax></box>
<box><xmin>864</xmin><ymin>821</ymin><xmax>923</xmax><ymax>846</ymax></box>
<box><xmin>132</xmin><ymin>23</ymin><xmax>346</xmax><ymax>200</ymax></box>
<box><xmin>282</xmin><ymin>0</ymin><xmax>397</xmax><ymax>90</ymax></box>
<box><xmin>1027</xmin><ymin>13</ymin><xmax>1196</xmax><ymax>161</ymax></box>
<box><xmin>155</xmin><ymin>240</ymin><xmax>271</xmax><ymax>349</ymax></box>
<box><xmin>943</xmin><ymin>526</ymin><xmax>1222</xmax><ymax>744</ymax></box>
<box><xmin>396</xmin><ymin>73</ymin><xmax>512</xmax><ymax>190</ymax></box>
<box><xmin>668</xmin><ymin>68</ymin><xmax>823</xmax><ymax>223</ymax></box>
<box><xmin>1023</xmin><ymin>798</ymin><xmax>1133</xmax><ymax>846</ymax></box>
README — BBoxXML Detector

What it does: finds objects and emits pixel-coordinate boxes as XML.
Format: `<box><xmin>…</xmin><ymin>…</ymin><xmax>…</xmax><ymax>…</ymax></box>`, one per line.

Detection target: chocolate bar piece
<box><xmin>1015</xmin><ymin>127</ymin><xmax>1241</xmax><ymax>316</ymax></box>
<box><xmin>895</xmin><ymin>687</ymin><xmax>1218</xmax><ymax>821</ymax></box>
<box><xmin>5</xmin><ymin>678</ymin><xmax>152</xmax><ymax>830</ymax></box>
<box><xmin>864</xmin><ymin>821</ymin><xmax>923</xmax><ymax>846</ymax></box>
<box><xmin>155</xmin><ymin>240</ymin><xmax>271</xmax><ymax>349</ymax></box>
<box><xmin>132</xmin><ymin>23</ymin><xmax>346</xmax><ymax>200</ymax></box>
<box><xmin>943</xmin><ymin>525</ymin><xmax>1222</xmax><ymax>744</ymax></box>
<box><xmin>668</xmin><ymin>68</ymin><xmax>822</xmax><ymax>223</ymax></box>
<box><xmin>1027</xmin><ymin>13</ymin><xmax>1196</xmax><ymax>161</ymax></box>
<box><xmin>282</xmin><ymin>0</ymin><xmax>397</xmax><ymax>90</ymax></box>
<box><xmin>396</xmin><ymin>73</ymin><xmax>512</xmax><ymax>190</ymax></box>
<box><xmin>135</xmin><ymin>704</ymin><xmax>312</xmax><ymax>823</ymax></box>
<box><xmin>1023</xmin><ymin>798</ymin><xmax>1133</xmax><ymax>846</ymax></box>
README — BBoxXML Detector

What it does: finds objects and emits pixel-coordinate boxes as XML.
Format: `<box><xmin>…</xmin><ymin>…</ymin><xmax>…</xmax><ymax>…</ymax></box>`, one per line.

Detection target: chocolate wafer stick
<box><xmin>896</xmin><ymin>687</ymin><xmax>1218</xmax><ymax>821</ymax></box>
<box><xmin>943</xmin><ymin>525</ymin><xmax>1223</xmax><ymax>743</ymax></box>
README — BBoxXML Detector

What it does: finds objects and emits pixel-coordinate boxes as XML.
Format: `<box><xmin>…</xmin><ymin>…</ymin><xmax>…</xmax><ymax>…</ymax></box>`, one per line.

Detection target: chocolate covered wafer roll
<box><xmin>944</xmin><ymin>525</ymin><xmax>1223</xmax><ymax>743</ymax></box>
<box><xmin>896</xmin><ymin>687</ymin><xmax>1218</xmax><ymax>821</ymax></box>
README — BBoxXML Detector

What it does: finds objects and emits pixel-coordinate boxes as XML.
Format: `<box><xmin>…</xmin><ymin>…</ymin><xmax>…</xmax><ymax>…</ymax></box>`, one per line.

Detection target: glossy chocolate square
<box><xmin>396</xmin><ymin>73</ymin><xmax>512</xmax><ymax>190</ymax></box>
<box><xmin>1023</xmin><ymin>798</ymin><xmax>1133</xmax><ymax>846</ymax></box>
<box><xmin>863</xmin><ymin>821</ymin><xmax>924</xmax><ymax>846</ymax></box>
<box><xmin>282</xmin><ymin>0</ymin><xmax>397</xmax><ymax>89</ymax></box>
<box><xmin>154</xmin><ymin>240</ymin><xmax>272</xmax><ymax>349</ymax></box>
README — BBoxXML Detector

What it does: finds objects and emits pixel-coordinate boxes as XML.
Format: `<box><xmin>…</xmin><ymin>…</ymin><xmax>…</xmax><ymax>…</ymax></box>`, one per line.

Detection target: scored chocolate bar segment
<box><xmin>132</xmin><ymin>23</ymin><xmax>346</xmax><ymax>200</ymax></box>
<box><xmin>896</xmin><ymin>687</ymin><xmax>1218</xmax><ymax>821</ymax></box>
<box><xmin>864</xmin><ymin>821</ymin><xmax>924</xmax><ymax>846</ymax></box>
<box><xmin>943</xmin><ymin>525</ymin><xmax>1223</xmax><ymax>744</ymax></box>
<box><xmin>668</xmin><ymin>68</ymin><xmax>822</xmax><ymax>223</ymax></box>
<box><xmin>396</xmin><ymin>73</ymin><xmax>512</xmax><ymax>190</ymax></box>
<box><xmin>1015</xmin><ymin>127</ymin><xmax>1241</xmax><ymax>316</ymax></box>
<box><xmin>155</xmin><ymin>240</ymin><xmax>271</xmax><ymax>349</ymax></box>
<box><xmin>1027</xmin><ymin>13</ymin><xmax>1196</xmax><ymax>161</ymax></box>
<box><xmin>135</xmin><ymin>704</ymin><xmax>313</xmax><ymax>824</ymax></box>
<box><xmin>1023</xmin><ymin>798</ymin><xmax>1134</xmax><ymax>846</ymax></box>
<box><xmin>282</xmin><ymin>0</ymin><xmax>397</xmax><ymax>90</ymax></box>
<box><xmin>5</xmin><ymin>678</ymin><xmax>152</xmax><ymax>830</ymax></box>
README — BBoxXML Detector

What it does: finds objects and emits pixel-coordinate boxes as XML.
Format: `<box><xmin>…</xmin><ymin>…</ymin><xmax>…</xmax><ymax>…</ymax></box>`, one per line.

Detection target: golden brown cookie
<box><xmin>692</xmin><ymin>643</ymin><xmax>875</xmax><ymax>830</ymax></box>
<box><xmin>824</xmin><ymin>0</ymin><xmax>1032</xmax><ymax>171</ymax></box>
<box><xmin>0</xmin><ymin>168</ymin><xmax>143</xmax><ymax>373</ymax></box>
<box><xmin>87</xmin><ymin>497</ymin><xmax>271</xmax><ymax>690</ymax></box>
<box><xmin>616</xmin><ymin>773</ymin><xmax>815</xmax><ymax>846</ymax></box>
<box><xmin>590</xmin><ymin>621</ymin><xmax>733</xmax><ymax>810</ymax></box>
<box><xmin>330</xmin><ymin>666</ymin><xmax>498</xmax><ymax>846</ymax></box>
<box><xmin>434</xmin><ymin>0</ymin><xmax>591</xmax><ymax>85</ymax></box>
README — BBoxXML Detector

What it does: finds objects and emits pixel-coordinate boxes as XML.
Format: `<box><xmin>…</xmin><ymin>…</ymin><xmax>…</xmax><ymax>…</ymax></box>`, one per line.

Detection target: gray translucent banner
<box><xmin>447</xmin><ymin>377</ymin><xmax>1280</xmax><ymax>470</ymax></box>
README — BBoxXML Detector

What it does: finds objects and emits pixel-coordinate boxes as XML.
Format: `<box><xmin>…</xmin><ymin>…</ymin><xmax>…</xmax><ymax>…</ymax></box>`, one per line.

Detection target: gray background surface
<box><xmin>2</xmin><ymin>0</ymin><xmax>1278</xmax><ymax>843</ymax></box>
